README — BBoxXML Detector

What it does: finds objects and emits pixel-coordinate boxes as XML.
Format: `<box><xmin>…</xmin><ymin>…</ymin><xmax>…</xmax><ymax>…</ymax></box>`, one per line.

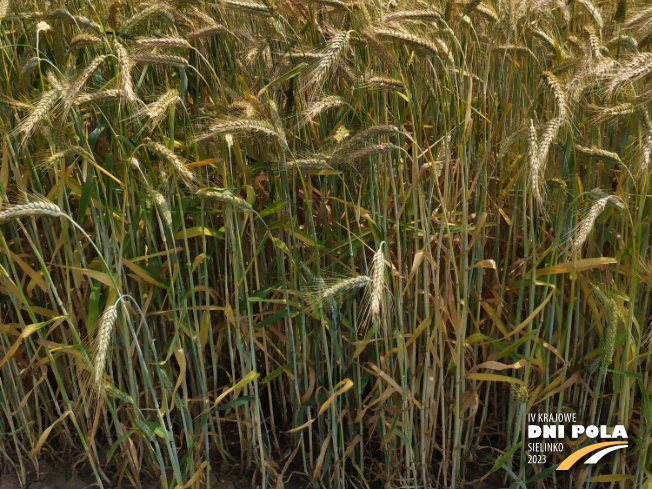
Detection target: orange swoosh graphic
<box><xmin>557</xmin><ymin>442</ymin><xmax>628</xmax><ymax>470</ymax></box>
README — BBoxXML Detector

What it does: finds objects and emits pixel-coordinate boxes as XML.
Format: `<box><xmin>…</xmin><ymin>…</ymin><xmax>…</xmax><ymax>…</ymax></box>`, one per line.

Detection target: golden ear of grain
<box><xmin>187</xmin><ymin>25</ymin><xmax>229</xmax><ymax>40</ymax></box>
<box><xmin>300</xmin><ymin>262</ymin><xmax>337</xmax><ymax>314</ymax></box>
<box><xmin>145</xmin><ymin>141</ymin><xmax>196</xmax><ymax>186</ymax></box>
<box><xmin>68</xmin><ymin>32</ymin><xmax>104</xmax><ymax>52</ymax></box>
<box><xmin>537</xmin><ymin>117</ymin><xmax>563</xmax><ymax>175</ymax></box>
<box><xmin>575</xmin><ymin>145</ymin><xmax>622</xmax><ymax>164</ymax></box>
<box><xmin>118</xmin><ymin>4</ymin><xmax>170</xmax><ymax>35</ymax></box>
<box><xmin>129</xmin><ymin>54</ymin><xmax>189</xmax><ymax>68</ymax></box>
<box><xmin>336</xmin><ymin>125</ymin><xmax>400</xmax><ymax>154</ymax></box>
<box><xmin>284</xmin><ymin>158</ymin><xmax>332</xmax><ymax>171</ymax></box>
<box><xmin>300</xmin><ymin>95</ymin><xmax>345</xmax><ymax>125</ymax></box>
<box><xmin>605</xmin><ymin>53</ymin><xmax>652</xmax><ymax>97</ymax></box>
<box><xmin>0</xmin><ymin>200</ymin><xmax>64</xmax><ymax>222</ymax></box>
<box><xmin>114</xmin><ymin>39</ymin><xmax>139</xmax><ymax>105</ymax></box>
<box><xmin>373</xmin><ymin>28</ymin><xmax>440</xmax><ymax>58</ymax></box>
<box><xmin>135</xmin><ymin>89</ymin><xmax>181</xmax><ymax>131</ymax></box>
<box><xmin>541</xmin><ymin>71</ymin><xmax>568</xmax><ymax>120</ymax></box>
<box><xmin>41</xmin><ymin>146</ymin><xmax>85</xmax><ymax>168</ymax></box>
<box><xmin>12</xmin><ymin>89</ymin><xmax>60</xmax><ymax>143</ymax></box>
<box><xmin>0</xmin><ymin>0</ymin><xmax>10</xmax><ymax>20</ymax></box>
<box><xmin>196</xmin><ymin>187</ymin><xmax>254</xmax><ymax>212</ymax></box>
<box><xmin>221</xmin><ymin>0</ymin><xmax>272</xmax><ymax>17</ymax></box>
<box><xmin>527</xmin><ymin>119</ymin><xmax>542</xmax><ymax>204</ymax></box>
<box><xmin>368</xmin><ymin>242</ymin><xmax>386</xmax><ymax>319</ymax></box>
<box><xmin>135</xmin><ymin>37</ymin><xmax>191</xmax><ymax>49</ymax></box>
<box><xmin>92</xmin><ymin>302</ymin><xmax>119</xmax><ymax>390</ymax></box>
<box><xmin>572</xmin><ymin>192</ymin><xmax>625</xmax><ymax>255</ymax></box>
<box><xmin>383</xmin><ymin>10</ymin><xmax>442</xmax><ymax>23</ymax></box>
<box><xmin>588</xmin><ymin>102</ymin><xmax>634</xmax><ymax>124</ymax></box>
<box><xmin>306</xmin><ymin>30</ymin><xmax>352</xmax><ymax>88</ymax></box>
<box><xmin>304</xmin><ymin>275</ymin><xmax>371</xmax><ymax>315</ymax></box>
<box><xmin>195</xmin><ymin>118</ymin><xmax>286</xmax><ymax>146</ymax></box>
<box><xmin>356</xmin><ymin>75</ymin><xmax>405</xmax><ymax>92</ymax></box>
<box><xmin>576</xmin><ymin>0</ymin><xmax>603</xmax><ymax>29</ymax></box>
<box><xmin>638</xmin><ymin>133</ymin><xmax>652</xmax><ymax>178</ymax></box>
<box><xmin>345</xmin><ymin>143</ymin><xmax>400</xmax><ymax>162</ymax></box>
<box><xmin>61</xmin><ymin>55</ymin><xmax>107</xmax><ymax>116</ymax></box>
<box><xmin>75</xmin><ymin>89</ymin><xmax>124</xmax><ymax>106</ymax></box>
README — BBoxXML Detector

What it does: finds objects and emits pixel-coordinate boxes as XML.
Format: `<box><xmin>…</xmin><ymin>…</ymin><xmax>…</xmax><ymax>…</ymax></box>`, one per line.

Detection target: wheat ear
<box><xmin>575</xmin><ymin>145</ymin><xmax>622</xmax><ymax>164</ymax></box>
<box><xmin>527</xmin><ymin>119</ymin><xmax>543</xmax><ymax>204</ymax></box>
<box><xmin>151</xmin><ymin>191</ymin><xmax>172</xmax><ymax>228</ymax></box>
<box><xmin>307</xmin><ymin>30</ymin><xmax>352</xmax><ymax>87</ymax></box>
<box><xmin>576</xmin><ymin>0</ymin><xmax>603</xmax><ymax>29</ymax></box>
<box><xmin>0</xmin><ymin>0</ymin><xmax>10</xmax><ymax>19</ymax></box>
<box><xmin>541</xmin><ymin>71</ymin><xmax>568</xmax><ymax>120</ymax></box>
<box><xmin>384</xmin><ymin>10</ymin><xmax>442</xmax><ymax>23</ymax></box>
<box><xmin>337</xmin><ymin>125</ymin><xmax>400</xmax><ymax>153</ymax></box>
<box><xmin>114</xmin><ymin>39</ymin><xmax>138</xmax><ymax>105</ymax></box>
<box><xmin>129</xmin><ymin>54</ymin><xmax>189</xmax><ymax>68</ymax></box>
<box><xmin>300</xmin><ymin>262</ymin><xmax>337</xmax><ymax>315</ymax></box>
<box><xmin>13</xmin><ymin>90</ymin><xmax>60</xmax><ymax>143</ymax></box>
<box><xmin>195</xmin><ymin>119</ymin><xmax>286</xmax><ymax>146</ymax></box>
<box><xmin>221</xmin><ymin>0</ymin><xmax>272</xmax><ymax>17</ymax></box>
<box><xmin>537</xmin><ymin>117</ymin><xmax>563</xmax><ymax>173</ymax></box>
<box><xmin>572</xmin><ymin>192</ymin><xmax>625</xmax><ymax>255</ymax></box>
<box><xmin>61</xmin><ymin>55</ymin><xmax>107</xmax><ymax>115</ymax></box>
<box><xmin>135</xmin><ymin>37</ymin><xmax>191</xmax><ymax>49</ymax></box>
<box><xmin>284</xmin><ymin>158</ymin><xmax>333</xmax><ymax>171</ymax></box>
<box><xmin>368</xmin><ymin>242</ymin><xmax>386</xmax><ymax>319</ymax></box>
<box><xmin>356</xmin><ymin>76</ymin><xmax>405</xmax><ymax>92</ymax></box>
<box><xmin>346</xmin><ymin>143</ymin><xmax>400</xmax><ymax>162</ymax></box>
<box><xmin>136</xmin><ymin>89</ymin><xmax>181</xmax><ymax>131</ymax></box>
<box><xmin>92</xmin><ymin>301</ymin><xmax>120</xmax><ymax>390</ymax></box>
<box><xmin>0</xmin><ymin>200</ymin><xmax>64</xmax><ymax>222</ymax></box>
<box><xmin>195</xmin><ymin>187</ymin><xmax>254</xmax><ymax>212</ymax></box>
<box><xmin>602</xmin><ymin>302</ymin><xmax>619</xmax><ymax>367</ymax></box>
<box><xmin>118</xmin><ymin>4</ymin><xmax>170</xmax><ymax>35</ymax></box>
<box><xmin>605</xmin><ymin>53</ymin><xmax>652</xmax><ymax>97</ymax></box>
<box><xmin>321</xmin><ymin>276</ymin><xmax>370</xmax><ymax>301</ymax></box>
<box><xmin>373</xmin><ymin>28</ymin><xmax>440</xmax><ymax>58</ymax></box>
<box><xmin>75</xmin><ymin>89</ymin><xmax>124</xmax><ymax>106</ymax></box>
<box><xmin>145</xmin><ymin>141</ymin><xmax>196</xmax><ymax>186</ymax></box>
<box><xmin>187</xmin><ymin>25</ymin><xmax>229</xmax><ymax>40</ymax></box>
<box><xmin>304</xmin><ymin>276</ymin><xmax>371</xmax><ymax>315</ymax></box>
<box><xmin>300</xmin><ymin>95</ymin><xmax>345</xmax><ymax>125</ymax></box>
<box><xmin>68</xmin><ymin>32</ymin><xmax>103</xmax><ymax>51</ymax></box>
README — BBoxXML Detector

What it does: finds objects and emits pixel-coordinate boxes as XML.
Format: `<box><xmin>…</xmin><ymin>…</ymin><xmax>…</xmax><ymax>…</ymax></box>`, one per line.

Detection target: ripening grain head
<box><xmin>306</xmin><ymin>30</ymin><xmax>352</xmax><ymax>88</ymax></box>
<box><xmin>144</xmin><ymin>141</ymin><xmax>196</xmax><ymax>186</ymax></box>
<box><xmin>304</xmin><ymin>275</ymin><xmax>371</xmax><ymax>316</ymax></box>
<box><xmin>136</xmin><ymin>89</ymin><xmax>181</xmax><ymax>131</ymax></box>
<box><xmin>541</xmin><ymin>71</ymin><xmax>568</xmax><ymax>120</ymax></box>
<box><xmin>151</xmin><ymin>190</ymin><xmax>172</xmax><ymax>228</ymax></box>
<box><xmin>605</xmin><ymin>53</ymin><xmax>652</xmax><ymax>97</ymax></box>
<box><xmin>92</xmin><ymin>302</ymin><xmax>119</xmax><ymax>390</ymax></box>
<box><xmin>195</xmin><ymin>188</ymin><xmax>254</xmax><ymax>212</ymax></box>
<box><xmin>368</xmin><ymin>242</ymin><xmax>386</xmax><ymax>320</ymax></box>
<box><xmin>13</xmin><ymin>90</ymin><xmax>60</xmax><ymax>143</ymax></box>
<box><xmin>527</xmin><ymin>119</ymin><xmax>542</xmax><ymax>204</ymax></box>
<box><xmin>113</xmin><ymin>39</ymin><xmax>138</xmax><ymax>104</ymax></box>
<box><xmin>572</xmin><ymin>192</ymin><xmax>625</xmax><ymax>255</ymax></box>
<box><xmin>0</xmin><ymin>200</ymin><xmax>65</xmax><ymax>223</ymax></box>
